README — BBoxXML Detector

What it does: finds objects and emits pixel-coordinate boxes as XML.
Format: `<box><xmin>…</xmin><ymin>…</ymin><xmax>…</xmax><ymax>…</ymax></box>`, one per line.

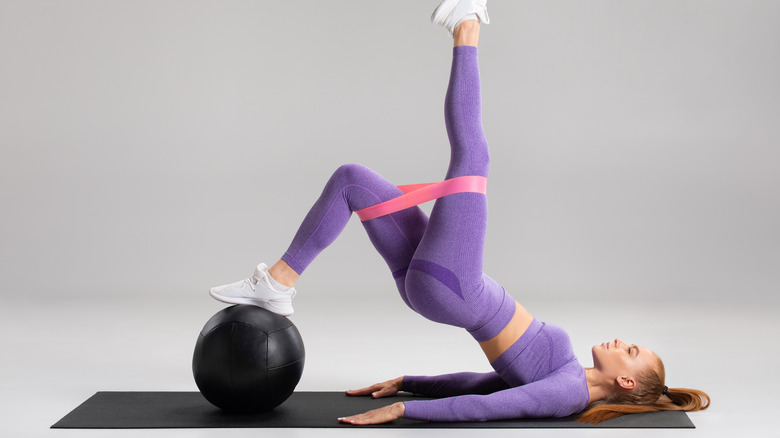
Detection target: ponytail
<box><xmin>577</xmin><ymin>387</ymin><xmax>711</xmax><ymax>424</ymax></box>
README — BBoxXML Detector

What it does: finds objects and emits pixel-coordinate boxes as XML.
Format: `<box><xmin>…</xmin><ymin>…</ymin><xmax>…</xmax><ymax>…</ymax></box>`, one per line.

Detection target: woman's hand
<box><xmin>338</xmin><ymin>402</ymin><xmax>405</xmax><ymax>425</ymax></box>
<box><xmin>339</xmin><ymin>377</ymin><xmax>405</xmax><ymax>425</ymax></box>
<box><xmin>345</xmin><ymin>376</ymin><xmax>403</xmax><ymax>399</ymax></box>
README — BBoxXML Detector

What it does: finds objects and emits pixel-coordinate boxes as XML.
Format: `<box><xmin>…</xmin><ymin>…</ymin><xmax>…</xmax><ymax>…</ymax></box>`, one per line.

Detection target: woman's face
<box><xmin>591</xmin><ymin>338</ymin><xmax>657</xmax><ymax>388</ymax></box>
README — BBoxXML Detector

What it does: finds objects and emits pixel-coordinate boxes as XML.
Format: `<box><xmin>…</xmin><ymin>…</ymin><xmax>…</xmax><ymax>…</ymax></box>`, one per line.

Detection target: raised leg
<box><xmin>403</xmin><ymin>22</ymin><xmax>515</xmax><ymax>342</ymax></box>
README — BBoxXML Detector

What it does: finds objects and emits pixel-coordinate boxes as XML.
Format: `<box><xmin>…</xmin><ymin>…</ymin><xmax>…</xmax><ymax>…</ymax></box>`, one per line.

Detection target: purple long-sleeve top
<box><xmin>401</xmin><ymin>319</ymin><xmax>591</xmax><ymax>422</ymax></box>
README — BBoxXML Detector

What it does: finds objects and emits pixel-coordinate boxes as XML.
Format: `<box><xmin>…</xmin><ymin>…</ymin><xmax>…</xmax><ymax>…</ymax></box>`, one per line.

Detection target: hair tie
<box><xmin>662</xmin><ymin>386</ymin><xmax>669</xmax><ymax>396</ymax></box>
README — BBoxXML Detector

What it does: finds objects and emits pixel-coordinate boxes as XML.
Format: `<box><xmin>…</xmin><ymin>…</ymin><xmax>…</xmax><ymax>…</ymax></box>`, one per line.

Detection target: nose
<box><xmin>614</xmin><ymin>338</ymin><xmax>624</xmax><ymax>347</ymax></box>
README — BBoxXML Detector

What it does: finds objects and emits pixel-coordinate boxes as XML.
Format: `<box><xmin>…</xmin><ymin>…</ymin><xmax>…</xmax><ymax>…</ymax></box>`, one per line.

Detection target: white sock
<box><xmin>265</xmin><ymin>270</ymin><xmax>291</xmax><ymax>292</ymax></box>
<box><xmin>453</xmin><ymin>13</ymin><xmax>479</xmax><ymax>32</ymax></box>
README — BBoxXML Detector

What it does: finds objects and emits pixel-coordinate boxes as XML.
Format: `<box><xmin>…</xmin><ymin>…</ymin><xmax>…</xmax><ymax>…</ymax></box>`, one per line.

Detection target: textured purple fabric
<box><xmin>278</xmin><ymin>46</ymin><xmax>589</xmax><ymax>421</ymax></box>
<box><xmin>281</xmin><ymin>46</ymin><xmax>512</xmax><ymax>342</ymax></box>
<box><xmin>402</xmin><ymin>318</ymin><xmax>590</xmax><ymax>421</ymax></box>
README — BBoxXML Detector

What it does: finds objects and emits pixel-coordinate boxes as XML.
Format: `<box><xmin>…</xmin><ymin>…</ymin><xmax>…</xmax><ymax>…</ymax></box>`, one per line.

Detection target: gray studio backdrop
<box><xmin>2</xmin><ymin>0</ymin><xmax>778</xmax><ymax>306</ymax></box>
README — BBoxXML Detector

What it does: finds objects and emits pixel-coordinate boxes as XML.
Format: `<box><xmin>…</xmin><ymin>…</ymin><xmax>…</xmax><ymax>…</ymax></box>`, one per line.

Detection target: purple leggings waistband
<box><xmin>466</xmin><ymin>287</ymin><xmax>517</xmax><ymax>342</ymax></box>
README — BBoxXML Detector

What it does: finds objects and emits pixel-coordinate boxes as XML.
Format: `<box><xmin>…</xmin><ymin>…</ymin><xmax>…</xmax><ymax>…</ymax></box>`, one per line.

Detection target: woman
<box><xmin>209</xmin><ymin>0</ymin><xmax>710</xmax><ymax>425</ymax></box>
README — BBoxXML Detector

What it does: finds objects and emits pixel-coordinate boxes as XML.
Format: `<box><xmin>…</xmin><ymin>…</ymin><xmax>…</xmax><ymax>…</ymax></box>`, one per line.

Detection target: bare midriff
<box><xmin>478</xmin><ymin>301</ymin><xmax>534</xmax><ymax>363</ymax></box>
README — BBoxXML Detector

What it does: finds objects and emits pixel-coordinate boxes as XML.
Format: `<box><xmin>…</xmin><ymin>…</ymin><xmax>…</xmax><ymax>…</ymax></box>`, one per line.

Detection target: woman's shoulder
<box><xmin>535</xmin><ymin>321</ymin><xmax>583</xmax><ymax>371</ymax></box>
<box><xmin>538</xmin><ymin>321</ymin><xmax>574</xmax><ymax>349</ymax></box>
<box><xmin>538</xmin><ymin>320</ymin><xmax>569</xmax><ymax>334</ymax></box>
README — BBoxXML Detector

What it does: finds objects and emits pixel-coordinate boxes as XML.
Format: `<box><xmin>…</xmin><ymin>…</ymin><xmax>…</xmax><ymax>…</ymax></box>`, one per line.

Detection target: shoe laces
<box><xmin>244</xmin><ymin>276</ymin><xmax>258</xmax><ymax>291</ymax></box>
<box><xmin>246</xmin><ymin>275</ymin><xmax>297</xmax><ymax>299</ymax></box>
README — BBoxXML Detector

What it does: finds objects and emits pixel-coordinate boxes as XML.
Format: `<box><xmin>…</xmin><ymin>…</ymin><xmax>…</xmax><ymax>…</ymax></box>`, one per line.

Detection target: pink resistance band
<box><xmin>355</xmin><ymin>175</ymin><xmax>488</xmax><ymax>222</ymax></box>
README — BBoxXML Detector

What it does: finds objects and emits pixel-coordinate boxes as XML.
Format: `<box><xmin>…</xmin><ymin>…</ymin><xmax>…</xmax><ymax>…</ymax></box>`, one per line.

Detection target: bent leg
<box><xmin>280</xmin><ymin>164</ymin><xmax>428</xmax><ymax>308</ymax></box>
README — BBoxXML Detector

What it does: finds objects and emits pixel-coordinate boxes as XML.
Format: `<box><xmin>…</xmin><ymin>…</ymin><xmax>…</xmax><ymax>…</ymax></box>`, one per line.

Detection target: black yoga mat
<box><xmin>52</xmin><ymin>391</ymin><xmax>694</xmax><ymax>429</ymax></box>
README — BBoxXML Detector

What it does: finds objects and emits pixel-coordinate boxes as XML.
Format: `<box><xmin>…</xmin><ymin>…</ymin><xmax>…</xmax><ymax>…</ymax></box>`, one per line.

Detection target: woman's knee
<box><xmin>334</xmin><ymin>163</ymin><xmax>371</xmax><ymax>176</ymax></box>
<box><xmin>331</xmin><ymin>163</ymin><xmax>372</xmax><ymax>185</ymax></box>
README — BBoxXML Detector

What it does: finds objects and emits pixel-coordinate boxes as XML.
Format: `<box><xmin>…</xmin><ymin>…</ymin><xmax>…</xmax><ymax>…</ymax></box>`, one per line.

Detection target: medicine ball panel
<box><xmin>267</xmin><ymin>325</ymin><xmax>306</xmax><ymax>369</ymax></box>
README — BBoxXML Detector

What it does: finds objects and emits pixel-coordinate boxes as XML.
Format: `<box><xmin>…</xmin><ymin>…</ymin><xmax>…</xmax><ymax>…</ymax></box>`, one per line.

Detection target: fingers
<box><xmin>371</xmin><ymin>387</ymin><xmax>394</xmax><ymax>398</ymax></box>
<box><xmin>345</xmin><ymin>383</ymin><xmax>382</xmax><ymax>397</ymax></box>
<box><xmin>338</xmin><ymin>404</ymin><xmax>399</xmax><ymax>425</ymax></box>
<box><xmin>345</xmin><ymin>382</ymin><xmax>396</xmax><ymax>398</ymax></box>
<box><xmin>337</xmin><ymin>415</ymin><xmax>362</xmax><ymax>425</ymax></box>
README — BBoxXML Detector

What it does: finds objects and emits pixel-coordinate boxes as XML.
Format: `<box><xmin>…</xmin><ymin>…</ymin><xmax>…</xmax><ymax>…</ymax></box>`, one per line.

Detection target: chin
<box><xmin>590</xmin><ymin>345</ymin><xmax>602</xmax><ymax>366</ymax></box>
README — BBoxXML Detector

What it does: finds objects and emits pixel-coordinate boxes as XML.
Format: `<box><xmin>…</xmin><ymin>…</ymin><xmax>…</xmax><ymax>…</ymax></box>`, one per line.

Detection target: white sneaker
<box><xmin>209</xmin><ymin>263</ymin><xmax>297</xmax><ymax>316</ymax></box>
<box><xmin>431</xmin><ymin>0</ymin><xmax>490</xmax><ymax>38</ymax></box>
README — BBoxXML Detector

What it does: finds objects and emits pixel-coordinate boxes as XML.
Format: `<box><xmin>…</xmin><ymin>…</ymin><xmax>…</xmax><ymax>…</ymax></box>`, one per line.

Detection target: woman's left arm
<box><xmin>403</xmin><ymin>372</ymin><xmax>586</xmax><ymax>422</ymax></box>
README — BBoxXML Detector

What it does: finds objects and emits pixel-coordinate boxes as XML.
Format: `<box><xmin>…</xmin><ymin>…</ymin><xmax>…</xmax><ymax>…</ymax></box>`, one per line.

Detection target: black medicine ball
<box><xmin>192</xmin><ymin>305</ymin><xmax>305</xmax><ymax>412</ymax></box>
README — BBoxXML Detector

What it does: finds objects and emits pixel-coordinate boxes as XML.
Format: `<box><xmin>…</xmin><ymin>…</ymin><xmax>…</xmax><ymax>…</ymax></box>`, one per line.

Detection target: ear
<box><xmin>616</xmin><ymin>375</ymin><xmax>636</xmax><ymax>390</ymax></box>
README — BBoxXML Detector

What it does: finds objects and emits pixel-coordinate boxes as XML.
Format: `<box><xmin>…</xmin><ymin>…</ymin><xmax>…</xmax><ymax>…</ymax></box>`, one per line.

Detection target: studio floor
<box><xmin>3</xmin><ymin>290</ymin><xmax>775</xmax><ymax>438</ymax></box>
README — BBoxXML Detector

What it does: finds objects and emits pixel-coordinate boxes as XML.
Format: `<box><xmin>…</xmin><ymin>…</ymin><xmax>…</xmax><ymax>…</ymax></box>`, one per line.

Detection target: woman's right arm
<box><xmin>402</xmin><ymin>371</ymin><xmax>509</xmax><ymax>397</ymax></box>
<box><xmin>347</xmin><ymin>372</ymin><xmax>509</xmax><ymax>399</ymax></box>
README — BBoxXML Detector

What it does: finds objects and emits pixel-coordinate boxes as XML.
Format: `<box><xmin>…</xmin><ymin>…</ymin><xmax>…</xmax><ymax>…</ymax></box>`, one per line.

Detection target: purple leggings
<box><xmin>281</xmin><ymin>46</ymin><xmax>515</xmax><ymax>342</ymax></box>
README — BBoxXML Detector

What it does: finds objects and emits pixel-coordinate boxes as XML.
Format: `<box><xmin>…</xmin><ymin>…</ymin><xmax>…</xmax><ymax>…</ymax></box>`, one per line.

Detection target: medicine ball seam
<box><xmin>229</xmin><ymin>323</ymin><xmax>235</xmax><ymax>392</ymax></box>
<box><xmin>249</xmin><ymin>324</ymin><xmax>293</xmax><ymax>335</ymax></box>
<box><xmin>225</xmin><ymin>321</ymin><xmax>292</xmax><ymax>335</ymax></box>
<box><xmin>266</xmin><ymin>357</ymin><xmax>305</xmax><ymax>371</ymax></box>
<box><xmin>264</xmin><ymin>325</ymin><xmax>293</xmax><ymax>335</ymax></box>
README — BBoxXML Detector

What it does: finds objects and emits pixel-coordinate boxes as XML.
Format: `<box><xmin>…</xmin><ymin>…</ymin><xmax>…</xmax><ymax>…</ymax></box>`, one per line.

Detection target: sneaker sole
<box><xmin>209</xmin><ymin>289</ymin><xmax>294</xmax><ymax>317</ymax></box>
